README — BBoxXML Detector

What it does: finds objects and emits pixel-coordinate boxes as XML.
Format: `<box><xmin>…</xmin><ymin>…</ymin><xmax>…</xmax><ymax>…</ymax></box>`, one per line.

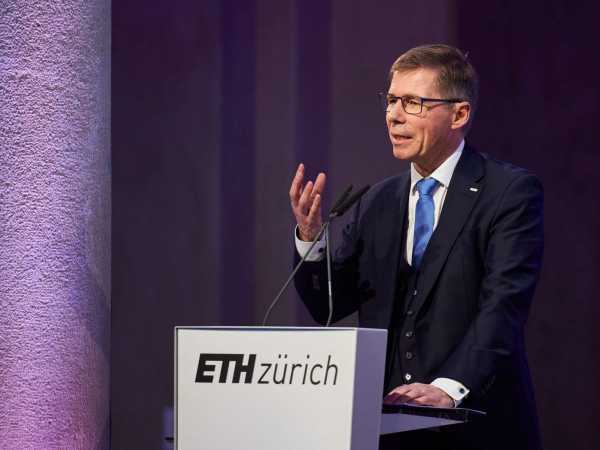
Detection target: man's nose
<box><xmin>387</xmin><ymin>102</ymin><xmax>406</xmax><ymax>123</ymax></box>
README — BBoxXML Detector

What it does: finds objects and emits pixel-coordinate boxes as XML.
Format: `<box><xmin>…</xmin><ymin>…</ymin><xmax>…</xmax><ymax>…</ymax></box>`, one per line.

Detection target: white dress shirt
<box><xmin>405</xmin><ymin>140</ymin><xmax>463</xmax><ymax>264</ymax></box>
<box><xmin>295</xmin><ymin>140</ymin><xmax>469</xmax><ymax>405</ymax></box>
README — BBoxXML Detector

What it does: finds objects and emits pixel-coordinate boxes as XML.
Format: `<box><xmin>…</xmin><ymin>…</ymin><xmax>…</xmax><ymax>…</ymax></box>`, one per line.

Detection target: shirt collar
<box><xmin>410</xmin><ymin>139</ymin><xmax>465</xmax><ymax>193</ymax></box>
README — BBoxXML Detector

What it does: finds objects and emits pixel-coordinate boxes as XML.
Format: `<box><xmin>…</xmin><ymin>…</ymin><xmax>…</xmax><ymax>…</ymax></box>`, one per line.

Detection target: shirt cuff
<box><xmin>431</xmin><ymin>378</ymin><xmax>469</xmax><ymax>407</ymax></box>
<box><xmin>294</xmin><ymin>226</ymin><xmax>326</xmax><ymax>262</ymax></box>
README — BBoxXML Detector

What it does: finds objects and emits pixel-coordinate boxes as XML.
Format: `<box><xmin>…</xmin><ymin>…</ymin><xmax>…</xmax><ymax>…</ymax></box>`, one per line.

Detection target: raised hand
<box><xmin>289</xmin><ymin>163</ymin><xmax>326</xmax><ymax>242</ymax></box>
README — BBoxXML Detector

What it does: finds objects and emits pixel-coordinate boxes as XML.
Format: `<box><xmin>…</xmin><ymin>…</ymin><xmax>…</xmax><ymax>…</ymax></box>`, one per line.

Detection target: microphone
<box><xmin>329</xmin><ymin>184</ymin><xmax>370</xmax><ymax>218</ymax></box>
<box><xmin>262</xmin><ymin>184</ymin><xmax>370</xmax><ymax>327</ymax></box>
<box><xmin>323</xmin><ymin>185</ymin><xmax>369</xmax><ymax>326</ymax></box>
<box><xmin>329</xmin><ymin>184</ymin><xmax>353</xmax><ymax>215</ymax></box>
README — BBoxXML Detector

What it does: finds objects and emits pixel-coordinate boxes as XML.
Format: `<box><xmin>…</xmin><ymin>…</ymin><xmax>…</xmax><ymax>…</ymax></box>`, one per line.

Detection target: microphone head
<box><xmin>329</xmin><ymin>184</ymin><xmax>353</xmax><ymax>217</ymax></box>
<box><xmin>332</xmin><ymin>185</ymin><xmax>370</xmax><ymax>218</ymax></box>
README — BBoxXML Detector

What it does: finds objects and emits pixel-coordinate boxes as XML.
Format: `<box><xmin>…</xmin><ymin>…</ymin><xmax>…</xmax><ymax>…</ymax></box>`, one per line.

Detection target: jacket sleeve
<box><xmin>293</xmin><ymin>199</ymin><xmax>373</xmax><ymax>324</ymax></box>
<box><xmin>434</xmin><ymin>173</ymin><xmax>544</xmax><ymax>397</ymax></box>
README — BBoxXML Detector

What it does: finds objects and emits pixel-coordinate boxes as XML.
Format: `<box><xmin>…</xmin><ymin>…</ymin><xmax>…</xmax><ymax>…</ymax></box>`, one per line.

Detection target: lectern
<box><xmin>174</xmin><ymin>327</ymin><xmax>481</xmax><ymax>450</ymax></box>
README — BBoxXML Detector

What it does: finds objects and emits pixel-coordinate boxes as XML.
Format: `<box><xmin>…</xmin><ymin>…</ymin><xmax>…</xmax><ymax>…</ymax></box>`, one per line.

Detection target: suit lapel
<box><xmin>411</xmin><ymin>147</ymin><xmax>485</xmax><ymax>314</ymax></box>
<box><xmin>369</xmin><ymin>174</ymin><xmax>410</xmax><ymax>324</ymax></box>
<box><xmin>374</xmin><ymin>174</ymin><xmax>410</xmax><ymax>262</ymax></box>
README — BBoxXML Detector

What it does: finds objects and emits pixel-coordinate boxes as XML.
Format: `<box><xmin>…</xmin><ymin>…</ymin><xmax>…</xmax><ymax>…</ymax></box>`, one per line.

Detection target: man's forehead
<box><xmin>389</xmin><ymin>68</ymin><xmax>440</xmax><ymax>95</ymax></box>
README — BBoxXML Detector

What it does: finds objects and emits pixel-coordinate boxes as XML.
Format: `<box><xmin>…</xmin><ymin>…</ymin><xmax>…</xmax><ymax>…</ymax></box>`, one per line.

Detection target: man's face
<box><xmin>386</xmin><ymin>68</ymin><xmax>458</xmax><ymax>174</ymax></box>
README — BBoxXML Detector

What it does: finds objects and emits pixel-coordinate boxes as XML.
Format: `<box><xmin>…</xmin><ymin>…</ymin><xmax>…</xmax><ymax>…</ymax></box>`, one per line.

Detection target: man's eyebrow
<box><xmin>387</xmin><ymin>92</ymin><xmax>419</xmax><ymax>98</ymax></box>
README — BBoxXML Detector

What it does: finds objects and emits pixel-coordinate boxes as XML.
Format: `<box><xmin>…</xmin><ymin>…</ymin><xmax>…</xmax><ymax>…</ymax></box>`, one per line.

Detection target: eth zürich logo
<box><xmin>195</xmin><ymin>353</ymin><xmax>339</xmax><ymax>386</ymax></box>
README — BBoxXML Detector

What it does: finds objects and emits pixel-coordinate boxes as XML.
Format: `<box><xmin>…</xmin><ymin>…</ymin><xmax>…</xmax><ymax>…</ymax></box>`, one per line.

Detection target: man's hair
<box><xmin>389</xmin><ymin>44</ymin><xmax>479</xmax><ymax>132</ymax></box>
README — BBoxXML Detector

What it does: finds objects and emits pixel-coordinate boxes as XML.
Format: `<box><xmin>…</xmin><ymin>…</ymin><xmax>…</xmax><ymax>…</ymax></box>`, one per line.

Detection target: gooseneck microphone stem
<box><xmin>262</xmin><ymin>221</ymin><xmax>330</xmax><ymax>326</ymax></box>
<box><xmin>325</xmin><ymin>222</ymin><xmax>334</xmax><ymax>327</ymax></box>
<box><xmin>262</xmin><ymin>184</ymin><xmax>370</xmax><ymax>327</ymax></box>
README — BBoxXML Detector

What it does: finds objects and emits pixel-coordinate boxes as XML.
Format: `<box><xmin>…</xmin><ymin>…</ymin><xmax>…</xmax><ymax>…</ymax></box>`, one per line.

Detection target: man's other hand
<box><xmin>383</xmin><ymin>383</ymin><xmax>454</xmax><ymax>408</ymax></box>
<box><xmin>289</xmin><ymin>163</ymin><xmax>326</xmax><ymax>242</ymax></box>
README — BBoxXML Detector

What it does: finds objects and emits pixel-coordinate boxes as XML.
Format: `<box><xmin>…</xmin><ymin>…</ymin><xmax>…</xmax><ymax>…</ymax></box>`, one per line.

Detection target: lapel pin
<box><xmin>469</xmin><ymin>187</ymin><xmax>479</xmax><ymax>192</ymax></box>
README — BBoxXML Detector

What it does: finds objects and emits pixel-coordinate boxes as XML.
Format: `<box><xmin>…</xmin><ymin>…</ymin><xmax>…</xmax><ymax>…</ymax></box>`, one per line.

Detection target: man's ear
<box><xmin>451</xmin><ymin>102</ymin><xmax>471</xmax><ymax>130</ymax></box>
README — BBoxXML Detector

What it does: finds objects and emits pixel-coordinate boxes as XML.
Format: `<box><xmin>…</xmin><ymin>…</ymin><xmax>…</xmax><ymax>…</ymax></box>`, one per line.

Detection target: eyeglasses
<box><xmin>378</xmin><ymin>93</ymin><xmax>463</xmax><ymax>115</ymax></box>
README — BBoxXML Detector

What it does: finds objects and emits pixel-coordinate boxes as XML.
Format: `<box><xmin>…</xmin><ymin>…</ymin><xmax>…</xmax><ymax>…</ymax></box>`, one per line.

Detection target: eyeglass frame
<box><xmin>378</xmin><ymin>92</ymin><xmax>464</xmax><ymax>115</ymax></box>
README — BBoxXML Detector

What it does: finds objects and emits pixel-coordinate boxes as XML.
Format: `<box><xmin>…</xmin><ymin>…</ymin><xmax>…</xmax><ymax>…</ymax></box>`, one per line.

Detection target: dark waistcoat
<box><xmin>385</xmin><ymin>206</ymin><xmax>423</xmax><ymax>392</ymax></box>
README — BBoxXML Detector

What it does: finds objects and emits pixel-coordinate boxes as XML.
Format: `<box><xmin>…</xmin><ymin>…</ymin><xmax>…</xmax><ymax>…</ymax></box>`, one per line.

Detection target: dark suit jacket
<box><xmin>294</xmin><ymin>146</ymin><xmax>544</xmax><ymax>450</ymax></box>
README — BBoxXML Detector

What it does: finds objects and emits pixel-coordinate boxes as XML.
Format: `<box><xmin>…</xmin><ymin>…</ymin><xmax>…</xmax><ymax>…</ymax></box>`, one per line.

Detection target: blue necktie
<box><xmin>412</xmin><ymin>177</ymin><xmax>439</xmax><ymax>269</ymax></box>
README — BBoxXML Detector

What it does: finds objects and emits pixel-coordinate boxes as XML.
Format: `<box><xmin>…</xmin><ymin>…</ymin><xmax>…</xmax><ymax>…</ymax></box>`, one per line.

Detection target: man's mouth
<box><xmin>390</xmin><ymin>133</ymin><xmax>412</xmax><ymax>143</ymax></box>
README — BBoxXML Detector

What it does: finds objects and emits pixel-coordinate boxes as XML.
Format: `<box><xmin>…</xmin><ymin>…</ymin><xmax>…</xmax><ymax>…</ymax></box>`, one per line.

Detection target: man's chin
<box><xmin>392</xmin><ymin>145</ymin><xmax>415</xmax><ymax>161</ymax></box>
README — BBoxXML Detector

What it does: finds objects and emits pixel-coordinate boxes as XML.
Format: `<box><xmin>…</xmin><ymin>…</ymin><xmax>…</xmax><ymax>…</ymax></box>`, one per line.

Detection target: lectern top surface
<box><xmin>175</xmin><ymin>325</ymin><xmax>386</xmax><ymax>332</ymax></box>
<box><xmin>382</xmin><ymin>403</ymin><xmax>486</xmax><ymax>420</ymax></box>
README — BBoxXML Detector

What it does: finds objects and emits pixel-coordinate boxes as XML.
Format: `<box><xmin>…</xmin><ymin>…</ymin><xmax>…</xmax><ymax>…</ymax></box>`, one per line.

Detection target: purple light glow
<box><xmin>0</xmin><ymin>1</ymin><xmax>111</xmax><ymax>449</ymax></box>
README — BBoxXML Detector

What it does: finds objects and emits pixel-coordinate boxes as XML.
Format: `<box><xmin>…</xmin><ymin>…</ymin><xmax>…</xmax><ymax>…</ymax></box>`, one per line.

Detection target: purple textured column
<box><xmin>0</xmin><ymin>1</ymin><xmax>110</xmax><ymax>449</ymax></box>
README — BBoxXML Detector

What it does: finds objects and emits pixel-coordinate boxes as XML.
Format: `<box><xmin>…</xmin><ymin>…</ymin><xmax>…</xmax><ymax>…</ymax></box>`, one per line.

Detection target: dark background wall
<box><xmin>112</xmin><ymin>1</ymin><xmax>600</xmax><ymax>449</ymax></box>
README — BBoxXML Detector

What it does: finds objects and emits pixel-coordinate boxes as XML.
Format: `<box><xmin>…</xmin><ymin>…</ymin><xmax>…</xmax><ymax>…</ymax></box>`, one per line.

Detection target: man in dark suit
<box><xmin>289</xmin><ymin>45</ymin><xmax>543</xmax><ymax>450</ymax></box>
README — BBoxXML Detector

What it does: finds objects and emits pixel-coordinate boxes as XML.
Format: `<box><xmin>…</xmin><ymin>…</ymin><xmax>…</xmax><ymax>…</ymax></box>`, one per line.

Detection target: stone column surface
<box><xmin>0</xmin><ymin>1</ymin><xmax>110</xmax><ymax>449</ymax></box>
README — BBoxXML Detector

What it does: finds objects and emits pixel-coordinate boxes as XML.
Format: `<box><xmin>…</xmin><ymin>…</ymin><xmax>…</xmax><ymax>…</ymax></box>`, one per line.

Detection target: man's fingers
<box><xmin>384</xmin><ymin>384</ymin><xmax>423</xmax><ymax>404</ymax></box>
<box><xmin>390</xmin><ymin>384</ymin><xmax>416</xmax><ymax>396</ymax></box>
<box><xmin>290</xmin><ymin>167</ymin><xmax>326</xmax><ymax>233</ymax></box>
<box><xmin>385</xmin><ymin>383</ymin><xmax>453</xmax><ymax>408</ymax></box>
<box><xmin>384</xmin><ymin>385</ymin><xmax>414</xmax><ymax>405</ymax></box>
<box><xmin>298</xmin><ymin>180</ymin><xmax>314</xmax><ymax>214</ymax></box>
<box><xmin>383</xmin><ymin>393</ymin><xmax>402</xmax><ymax>405</ymax></box>
<box><xmin>307</xmin><ymin>194</ymin><xmax>322</xmax><ymax>223</ymax></box>
<box><xmin>384</xmin><ymin>392</ymin><xmax>411</xmax><ymax>405</ymax></box>
<box><xmin>289</xmin><ymin>163</ymin><xmax>305</xmax><ymax>205</ymax></box>
<box><xmin>386</xmin><ymin>385</ymin><xmax>412</xmax><ymax>397</ymax></box>
<box><xmin>311</xmin><ymin>172</ymin><xmax>327</xmax><ymax>198</ymax></box>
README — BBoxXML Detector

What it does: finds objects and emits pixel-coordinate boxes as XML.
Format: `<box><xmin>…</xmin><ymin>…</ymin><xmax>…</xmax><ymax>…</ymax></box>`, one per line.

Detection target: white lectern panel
<box><xmin>175</xmin><ymin>327</ymin><xmax>386</xmax><ymax>450</ymax></box>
